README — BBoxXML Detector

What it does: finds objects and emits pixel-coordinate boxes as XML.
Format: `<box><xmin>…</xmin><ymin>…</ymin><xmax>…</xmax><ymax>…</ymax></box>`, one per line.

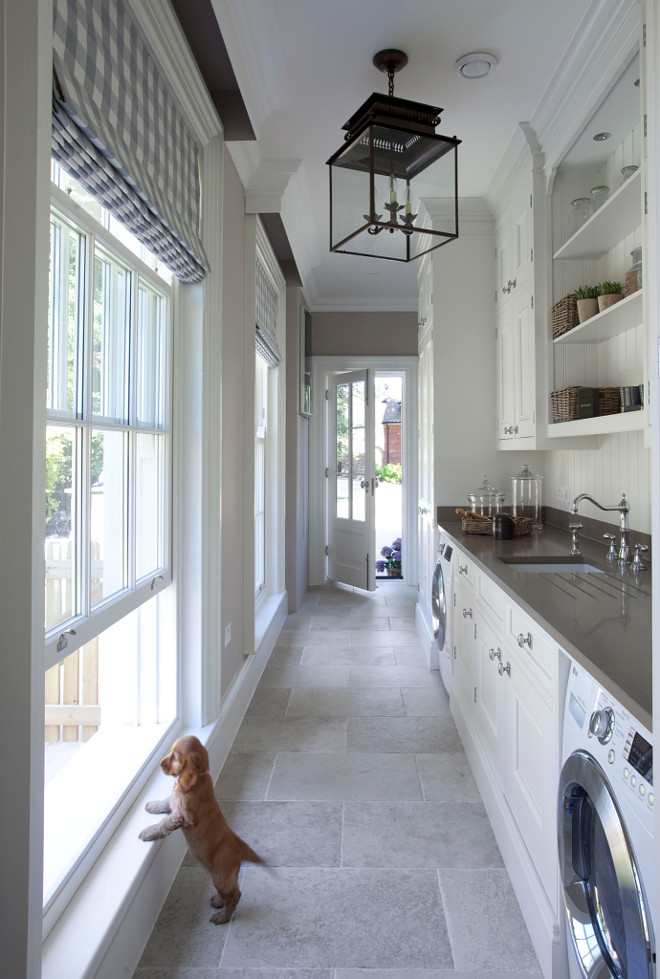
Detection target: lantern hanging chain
<box><xmin>388</xmin><ymin>67</ymin><xmax>395</xmax><ymax>97</ymax></box>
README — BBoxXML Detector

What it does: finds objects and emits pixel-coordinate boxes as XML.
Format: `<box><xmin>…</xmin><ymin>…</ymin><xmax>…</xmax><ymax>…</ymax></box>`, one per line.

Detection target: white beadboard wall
<box><xmin>545</xmin><ymin>431</ymin><xmax>651</xmax><ymax>534</ymax></box>
<box><xmin>544</xmin><ymin>120</ymin><xmax>650</xmax><ymax>535</ymax></box>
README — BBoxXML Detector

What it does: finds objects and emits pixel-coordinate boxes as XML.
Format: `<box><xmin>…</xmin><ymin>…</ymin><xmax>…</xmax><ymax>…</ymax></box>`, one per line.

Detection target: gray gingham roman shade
<box><xmin>52</xmin><ymin>0</ymin><xmax>209</xmax><ymax>284</ymax></box>
<box><xmin>255</xmin><ymin>256</ymin><xmax>281</xmax><ymax>367</ymax></box>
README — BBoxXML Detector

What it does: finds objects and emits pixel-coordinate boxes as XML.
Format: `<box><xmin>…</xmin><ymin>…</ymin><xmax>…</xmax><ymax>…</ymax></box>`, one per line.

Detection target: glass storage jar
<box><xmin>589</xmin><ymin>185</ymin><xmax>609</xmax><ymax>214</ymax></box>
<box><xmin>468</xmin><ymin>476</ymin><xmax>505</xmax><ymax>517</ymax></box>
<box><xmin>620</xmin><ymin>165</ymin><xmax>639</xmax><ymax>186</ymax></box>
<box><xmin>567</xmin><ymin>198</ymin><xmax>591</xmax><ymax>237</ymax></box>
<box><xmin>511</xmin><ymin>464</ymin><xmax>543</xmax><ymax>529</ymax></box>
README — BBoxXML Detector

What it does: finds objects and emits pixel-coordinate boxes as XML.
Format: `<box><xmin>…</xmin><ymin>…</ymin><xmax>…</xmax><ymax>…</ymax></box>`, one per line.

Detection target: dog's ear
<box><xmin>177</xmin><ymin>759</ymin><xmax>199</xmax><ymax>793</ymax></box>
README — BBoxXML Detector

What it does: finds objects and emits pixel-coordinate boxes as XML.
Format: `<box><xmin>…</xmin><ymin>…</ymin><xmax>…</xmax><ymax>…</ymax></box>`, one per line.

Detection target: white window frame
<box><xmin>244</xmin><ymin>217</ymin><xmax>286</xmax><ymax>652</ymax></box>
<box><xmin>43</xmin><ymin>181</ymin><xmax>177</xmax><ymax>930</ymax></box>
<box><xmin>45</xmin><ymin>183</ymin><xmax>173</xmax><ymax>671</ymax></box>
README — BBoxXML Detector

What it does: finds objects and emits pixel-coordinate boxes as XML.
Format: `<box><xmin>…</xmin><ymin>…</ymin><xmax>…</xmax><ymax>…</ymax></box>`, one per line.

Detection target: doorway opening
<box><xmin>375</xmin><ymin>372</ymin><xmax>403</xmax><ymax>580</ymax></box>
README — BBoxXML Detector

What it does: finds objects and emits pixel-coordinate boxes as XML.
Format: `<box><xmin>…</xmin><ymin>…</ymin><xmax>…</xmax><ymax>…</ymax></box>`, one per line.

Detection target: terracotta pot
<box><xmin>597</xmin><ymin>292</ymin><xmax>622</xmax><ymax>312</ymax></box>
<box><xmin>576</xmin><ymin>297</ymin><xmax>598</xmax><ymax>322</ymax></box>
<box><xmin>386</xmin><ymin>568</ymin><xmax>401</xmax><ymax>577</ymax></box>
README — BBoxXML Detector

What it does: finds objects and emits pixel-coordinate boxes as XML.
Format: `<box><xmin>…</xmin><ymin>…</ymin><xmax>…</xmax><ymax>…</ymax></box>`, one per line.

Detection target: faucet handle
<box><xmin>568</xmin><ymin>523</ymin><xmax>583</xmax><ymax>556</ymax></box>
<box><xmin>603</xmin><ymin>533</ymin><xmax>617</xmax><ymax>561</ymax></box>
<box><xmin>630</xmin><ymin>543</ymin><xmax>648</xmax><ymax>572</ymax></box>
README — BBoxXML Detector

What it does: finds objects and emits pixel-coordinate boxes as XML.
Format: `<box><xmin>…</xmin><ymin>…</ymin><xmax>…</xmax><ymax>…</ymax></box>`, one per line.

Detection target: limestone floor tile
<box><xmin>266</xmin><ymin>751</ymin><xmax>423</xmax><ymax>801</ymax></box>
<box><xmin>341</xmin><ymin>800</ymin><xmax>503</xmax><ymax>869</ymax></box>
<box><xmin>245</xmin><ymin>687</ymin><xmax>292</xmax><ymax>716</ymax></box>
<box><xmin>231</xmin><ymin>715</ymin><xmax>347</xmax><ymax>753</ymax></box>
<box><xmin>393</xmin><ymin>644</ymin><xmax>432</xmax><ymax>668</ymax></box>
<box><xmin>346</xmin><ymin>716</ymin><xmax>463</xmax><ymax>754</ymax></box>
<box><xmin>286</xmin><ymin>687</ymin><xmax>404</xmax><ymax>719</ymax></box>
<box><xmin>438</xmin><ymin>868</ymin><xmax>543</xmax><ymax>974</ymax></box>
<box><xmin>309</xmin><ymin>615</ymin><xmax>354</xmax><ymax>630</ymax></box>
<box><xmin>401</xmin><ymin>685</ymin><xmax>451</xmax><ymax>716</ymax></box>
<box><xmin>349</xmin><ymin>665</ymin><xmax>443</xmax><ymax>688</ymax></box>
<box><xmin>219</xmin><ymin>867</ymin><xmax>453</xmax><ymax>970</ymax></box>
<box><xmin>218</xmin><ymin>970</ymin><xmax>332</xmax><ymax>978</ymax></box>
<box><xmin>218</xmin><ymin>801</ymin><xmax>342</xmax><ymax>867</ymax></box>
<box><xmin>301</xmin><ymin>644</ymin><xmax>397</xmax><ymax>667</ymax></box>
<box><xmin>346</xmin><ymin>619</ymin><xmax>391</xmax><ymax>631</ymax></box>
<box><xmin>386</xmin><ymin>617</ymin><xmax>417</xmax><ymax>632</ymax></box>
<box><xmin>214</xmin><ymin>752</ymin><xmax>277</xmax><ymax>801</ymax></box>
<box><xmin>416</xmin><ymin>751</ymin><xmax>483</xmax><ymax>804</ymax></box>
<box><xmin>336</xmin><ymin>971</ymin><xmax>543</xmax><ymax>978</ymax></box>
<box><xmin>259</xmin><ymin>663</ymin><xmax>350</xmax><ymax>688</ymax></box>
<box><xmin>136</xmin><ymin>867</ymin><xmax>227</xmax><ymax>969</ymax></box>
<box><xmin>134</xmin><ymin>969</ymin><xmax>221</xmax><ymax>979</ymax></box>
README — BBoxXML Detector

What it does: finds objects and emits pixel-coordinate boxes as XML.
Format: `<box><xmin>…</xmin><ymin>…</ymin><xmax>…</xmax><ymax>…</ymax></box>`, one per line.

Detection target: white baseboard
<box><xmin>42</xmin><ymin>591</ymin><xmax>287</xmax><ymax>979</ymax></box>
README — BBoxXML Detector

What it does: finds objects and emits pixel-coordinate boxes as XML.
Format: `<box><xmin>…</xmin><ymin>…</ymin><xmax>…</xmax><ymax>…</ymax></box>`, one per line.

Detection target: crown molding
<box><xmin>210</xmin><ymin>0</ymin><xmax>290</xmax><ymax>138</ymax></box>
<box><xmin>531</xmin><ymin>0</ymin><xmax>640</xmax><ymax>175</ymax></box>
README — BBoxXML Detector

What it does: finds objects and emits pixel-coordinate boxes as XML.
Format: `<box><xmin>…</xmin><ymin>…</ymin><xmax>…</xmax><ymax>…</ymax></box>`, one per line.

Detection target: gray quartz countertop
<box><xmin>438</xmin><ymin>519</ymin><xmax>652</xmax><ymax>731</ymax></box>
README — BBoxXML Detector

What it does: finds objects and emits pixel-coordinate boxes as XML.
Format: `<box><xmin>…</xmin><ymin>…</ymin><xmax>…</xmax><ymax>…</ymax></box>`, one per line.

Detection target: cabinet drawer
<box><xmin>454</xmin><ymin>550</ymin><xmax>475</xmax><ymax>587</ymax></box>
<box><xmin>505</xmin><ymin>604</ymin><xmax>557</xmax><ymax>692</ymax></box>
<box><xmin>477</xmin><ymin>570</ymin><xmax>506</xmax><ymax>625</ymax></box>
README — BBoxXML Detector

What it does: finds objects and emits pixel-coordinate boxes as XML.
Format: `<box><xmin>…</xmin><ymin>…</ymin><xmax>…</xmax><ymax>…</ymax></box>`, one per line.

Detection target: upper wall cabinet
<box><xmin>548</xmin><ymin>52</ymin><xmax>645</xmax><ymax>439</ymax></box>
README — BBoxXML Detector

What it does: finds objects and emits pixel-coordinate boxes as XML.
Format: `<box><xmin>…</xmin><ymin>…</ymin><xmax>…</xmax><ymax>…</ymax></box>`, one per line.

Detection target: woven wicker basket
<box><xmin>551</xmin><ymin>386</ymin><xmax>620</xmax><ymax>423</ymax></box>
<box><xmin>552</xmin><ymin>295</ymin><xmax>579</xmax><ymax>339</ymax></box>
<box><xmin>461</xmin><ymin>516</ymin><xmax>532</xmax><ymax>536</ymax></box>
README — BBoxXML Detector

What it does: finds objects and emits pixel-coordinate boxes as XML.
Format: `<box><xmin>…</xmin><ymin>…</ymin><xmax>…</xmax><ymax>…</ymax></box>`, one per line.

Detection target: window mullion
<box><xmin>80</xmin><ymin>232</ymin><xmax>95</xmax><ymax>618</ymax></box>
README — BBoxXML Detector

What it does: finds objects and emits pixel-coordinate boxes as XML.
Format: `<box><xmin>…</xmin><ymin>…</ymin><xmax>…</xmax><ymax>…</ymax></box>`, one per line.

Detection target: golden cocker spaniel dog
<box><xmin>139</xmin><ymin>735</ymin><xmax>264</xmax><ymax>924</ymax></box>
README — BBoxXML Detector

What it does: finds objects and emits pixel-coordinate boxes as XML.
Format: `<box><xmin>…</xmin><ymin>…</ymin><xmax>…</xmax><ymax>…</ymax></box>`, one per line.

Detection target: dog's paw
<box><xmin>145</xmin><ymin>801</ymin><xmax>168</xmax><ymax>815</ymax></box>
<box><xmin>210</xmin><ymin>908</ymin><xmax>232</xmax><ymax>925</ymax></box>
<box><xmin>139</xmin><ymin>826</ymin><xmax>159</xmax><ymax>842</ymax></box>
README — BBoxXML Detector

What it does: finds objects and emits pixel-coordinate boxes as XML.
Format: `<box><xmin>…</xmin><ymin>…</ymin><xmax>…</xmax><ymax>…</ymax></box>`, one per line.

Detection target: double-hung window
<box><xmin>43</xmin><ymin>167</ymin><xmax>176</xmax><ymax>922</ymax></box>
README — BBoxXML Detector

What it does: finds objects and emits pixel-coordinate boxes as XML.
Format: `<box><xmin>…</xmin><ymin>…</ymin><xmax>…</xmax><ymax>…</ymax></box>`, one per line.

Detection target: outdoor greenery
<box><xmin>376</xmin><ymin>462</ymin><xmax>402</xmax><ymax>484</ymax></box>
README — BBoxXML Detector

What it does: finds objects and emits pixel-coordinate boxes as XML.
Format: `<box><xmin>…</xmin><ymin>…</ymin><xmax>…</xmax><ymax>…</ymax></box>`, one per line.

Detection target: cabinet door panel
<box><xmin>474</xmin><ymin>615</ymin><xmax>505</xmax><ymax>779</ymax></box>
<box><xmin>505</xmin><ymin>656</ymin><xmax>558</xmax><ymax>908</ymax></box>
<box><xmin>453</xmin><ymin>579</ymin><xmax>476</xmax><ymax>713</ymax></box>
<box><xmin>497</xmin><ymin>303</ymin><xmax>515</xmax><ymax>439</ymax></box>
<box><xmin>513</xmin><ymin>291</ymin><xmax>535</xmax><ymax>438</ymax></box>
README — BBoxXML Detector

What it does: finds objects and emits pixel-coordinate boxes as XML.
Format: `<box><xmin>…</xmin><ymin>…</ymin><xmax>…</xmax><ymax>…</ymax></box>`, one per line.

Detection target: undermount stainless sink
<box><xmin>499</xmin><ymin>556</ymin><xmax>605</xmax><ymax>574</ymax></box>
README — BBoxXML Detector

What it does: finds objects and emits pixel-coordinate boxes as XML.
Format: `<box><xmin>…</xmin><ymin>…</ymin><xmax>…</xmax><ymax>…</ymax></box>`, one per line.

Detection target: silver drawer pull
<box><xmin>517</xmin><ymin>632</ymin><xmax>533</xmax><ymax>649</ymax></box>
<box><xmin>462</xmin><ymin>607</ymin><xmax>473</xmax><ymax>619</ymax></box>
<box><xmin>458</xmin><ymin>564</ymin><xmax>468</xmax><ymax>575</ymax></box>
<box><xmin>489</xmin><ymin>646</ymin><xmax>502</xmax><ymax>662</ymax></box>
<box><xmin>498</xmin><ymin>661</ymin><xmax>511</xmax><ymax>677</ymax></box>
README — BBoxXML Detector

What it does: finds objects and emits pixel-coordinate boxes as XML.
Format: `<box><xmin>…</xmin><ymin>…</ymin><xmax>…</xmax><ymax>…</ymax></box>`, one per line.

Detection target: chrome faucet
<box><xmin>571</xmin><ymin>493</ymin><xmax>630</xmax><ymax>563</ymax></box>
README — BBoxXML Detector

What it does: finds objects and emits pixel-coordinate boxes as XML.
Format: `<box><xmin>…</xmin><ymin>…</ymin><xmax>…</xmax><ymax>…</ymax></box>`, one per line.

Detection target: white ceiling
<box><xmin>214</xmin><ymin>0</ymin><xmax>606</xmax><ymax>312</ymax></box>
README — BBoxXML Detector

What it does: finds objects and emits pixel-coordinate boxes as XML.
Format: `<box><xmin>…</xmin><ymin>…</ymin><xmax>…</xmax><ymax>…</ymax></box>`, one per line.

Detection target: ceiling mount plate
<box><xmin>373</xmin><ymin>49</ymin><xmax>408</xmax><ymax>76</ymax></box>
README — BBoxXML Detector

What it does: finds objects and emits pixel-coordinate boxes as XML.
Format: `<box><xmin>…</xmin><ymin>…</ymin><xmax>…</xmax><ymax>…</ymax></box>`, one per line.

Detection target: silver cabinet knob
<box><xmin>517</xmin><ymin>632</ymin><xmax>533</xmax><ymax>649</ymax></box>
<box><xmin>498</xmin><ymin>661</ymin><xmax>511</xmax><ymax>677</ymax></box>
<box><xmin>462</xmin><ymin>607</ymin><xmax>473</xmax><ymax>619</ymax></box>
<box><xmin>488</xmin><ymin>647</ymin><xmax>502</xmax><ymax>662</ymax></box>
<box><xmin>458</xmin><ymin>564</ymin><xmax>468</xmax><ymax>575</ymax></box>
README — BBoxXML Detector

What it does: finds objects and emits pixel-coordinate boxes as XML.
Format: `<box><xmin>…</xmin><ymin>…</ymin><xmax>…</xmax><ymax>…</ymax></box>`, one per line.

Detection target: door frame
<box><xmin>309</xmin><ymin>356</ymin><xmax>418</xmax><ymax>588</ymax></box>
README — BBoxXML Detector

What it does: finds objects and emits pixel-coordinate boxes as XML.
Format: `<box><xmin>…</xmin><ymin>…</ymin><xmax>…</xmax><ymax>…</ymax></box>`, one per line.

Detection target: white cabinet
<box><xmin>497</xmin><ymin>287</ymin><xmax>535</xmax><ymax>441</ymax></box>
<box><xmin>449</xmin><ymin>546</ymin><xmax>561</xmax><ymax>915</ymax></box>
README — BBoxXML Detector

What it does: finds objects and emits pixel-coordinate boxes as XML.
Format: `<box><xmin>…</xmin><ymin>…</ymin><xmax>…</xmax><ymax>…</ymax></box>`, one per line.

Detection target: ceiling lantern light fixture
<box><xmin>326</xmin><ymin>49</ymin><xmax>461</xmax><ymax>262</ymax></box>
<box><xmin>454</xmin><ymin>52</ymin><xmax>498</xmax><ymax>79</ymax></box>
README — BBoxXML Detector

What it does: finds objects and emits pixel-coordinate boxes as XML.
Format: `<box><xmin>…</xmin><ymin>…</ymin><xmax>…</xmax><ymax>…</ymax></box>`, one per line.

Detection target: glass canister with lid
<box><xmin>468</xmin><ymin>476</ymin><xmax>505</xmax><ymax>517</ymax></box>
<box><xmin>511</xmin><ymin>464</ymin><xmax>543</xmax><ymax>529</ymax></box>
<box><xmin>567</xmin><ymin>198</ymin><xmax>591</xmax><ymax>237</ymax></box>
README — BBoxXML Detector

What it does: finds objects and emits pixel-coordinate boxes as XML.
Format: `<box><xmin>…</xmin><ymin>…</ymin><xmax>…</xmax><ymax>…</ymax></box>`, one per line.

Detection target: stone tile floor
<box><xmin>134</xmin><ymin>581</ymin><xmax>543</xmax><ymax>979</ymax></box>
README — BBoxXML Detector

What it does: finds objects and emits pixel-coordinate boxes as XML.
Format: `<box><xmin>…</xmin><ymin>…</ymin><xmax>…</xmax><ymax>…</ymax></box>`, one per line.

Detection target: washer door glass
<box><xmin>558</xmin><ymin>750</ymin><xmax>654</xmax><ymax>978</ymax></box>
<box><xmin>431</xmin><ymin>557</ymin><xmax>445</xmax><ymax>646</ymax></box>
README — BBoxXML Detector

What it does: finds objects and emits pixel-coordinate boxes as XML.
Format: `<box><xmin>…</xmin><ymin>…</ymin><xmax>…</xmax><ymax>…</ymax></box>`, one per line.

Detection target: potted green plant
<box><xmin>597</xmin><ymin>280</ymin><xmax>623</xmax><ymax>312</ymax></box>
<box><xmin>574</xmin><ymin>285</ymin><xmax>599</xmax><ymax>322</ymax></box>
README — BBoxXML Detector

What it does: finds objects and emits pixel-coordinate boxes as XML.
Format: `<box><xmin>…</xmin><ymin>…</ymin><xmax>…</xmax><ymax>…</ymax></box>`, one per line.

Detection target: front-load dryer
<box><xmin>431</xmin><ymin>533</ymin><xmax>455</xmax><ymax>693</ymax></box>
<box><xmin>558</xmin><ymin>659</ymin><xmax>654</xmax><ymax>978</ymax></box>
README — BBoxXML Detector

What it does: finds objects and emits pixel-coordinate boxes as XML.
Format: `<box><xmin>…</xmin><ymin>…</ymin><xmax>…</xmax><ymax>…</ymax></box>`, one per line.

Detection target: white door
<box><xmin>417</xmin><ymin>327</ymin><xmax>434</xmax><ymax>622</ymax></box>
<box><xmin>327</xmin><ymin>370</ymin><xmax>376</xmax><ymax>590</ymax></box>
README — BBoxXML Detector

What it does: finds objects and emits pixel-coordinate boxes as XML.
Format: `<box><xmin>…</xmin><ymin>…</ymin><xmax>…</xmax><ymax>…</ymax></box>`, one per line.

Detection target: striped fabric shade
<box><xmin>255</xmin><ymin>257</ymin><xmax>281</xmax><ymax>367</ymax></box>
<box><xmin>52</xmin><ymin>0</ymin><xmax>209</xmax><ymax>283</ymax></box>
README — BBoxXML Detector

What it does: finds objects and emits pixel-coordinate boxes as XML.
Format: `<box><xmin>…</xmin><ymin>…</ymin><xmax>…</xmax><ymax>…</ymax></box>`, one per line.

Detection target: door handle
<box><xmin>360</xmin><ymin>478</ymin><xmax>369</xmax><ymax>490</ymax></box>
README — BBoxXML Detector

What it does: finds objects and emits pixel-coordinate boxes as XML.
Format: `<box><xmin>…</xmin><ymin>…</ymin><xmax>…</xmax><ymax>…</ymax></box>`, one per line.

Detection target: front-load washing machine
<box><xmin>431</xmin><ymin>533</ymin><xmax>455</xmax><ymax>693</ymax></box>
<box><xmin>558</xmin><ymin>659</ymin><xmax>654</xmax><ymax>978</ymax></box>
